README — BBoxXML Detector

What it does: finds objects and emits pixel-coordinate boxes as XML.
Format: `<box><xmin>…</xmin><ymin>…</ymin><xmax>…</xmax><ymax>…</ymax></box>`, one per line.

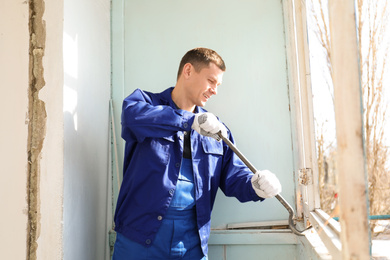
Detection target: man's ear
<box><xmin>183</xmin><ymin>63</ymin><xmax>193</xmax><ymax>79</ymax></box>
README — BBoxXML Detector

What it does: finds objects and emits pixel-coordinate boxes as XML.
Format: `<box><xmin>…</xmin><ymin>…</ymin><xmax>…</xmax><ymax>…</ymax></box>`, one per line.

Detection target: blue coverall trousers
<box><xmin>113</xmin><ymin>159</ymin><xmax>206</xmax><ymax>259</ymax></box>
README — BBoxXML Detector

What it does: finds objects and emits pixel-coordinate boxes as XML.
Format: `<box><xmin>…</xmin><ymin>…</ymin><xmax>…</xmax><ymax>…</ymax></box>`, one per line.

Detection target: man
<box><xmin>113</xmin><ymin>48</ymin><xmax>282</xmax><ymax>259</ymax></box>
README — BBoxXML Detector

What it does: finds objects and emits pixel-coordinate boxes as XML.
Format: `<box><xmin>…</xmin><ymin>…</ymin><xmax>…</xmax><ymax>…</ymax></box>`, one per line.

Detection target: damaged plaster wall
<box><xmin>1</xmin><ymin>0</ymin><xmax>109</xmax><ymax>258</ymax></box>
<box><xmin>2</xmin><ymin>0</ymin><xmax>109</xmax><ymax>259</ymax></box>
<box><xmin>27</xmin><ymin>0</ymin><xmax>47</xmax><ymax>258</ymax></box>
<box><xmin>27</xmin><ymin>0</ymin><xmax>65</xmax><ymax>259</ymax></box>
<box><xmin>0</xmin><ymin>1</ymin><xmax>30</xmax><ymax>259</ymax></box>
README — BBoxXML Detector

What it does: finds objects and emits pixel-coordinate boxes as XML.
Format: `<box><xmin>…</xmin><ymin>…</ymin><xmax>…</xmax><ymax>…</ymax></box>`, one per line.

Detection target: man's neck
<box><xmin>171</xmin><ymin>85</ymin><xmax>196</xmax><ymax>112</ymax></box>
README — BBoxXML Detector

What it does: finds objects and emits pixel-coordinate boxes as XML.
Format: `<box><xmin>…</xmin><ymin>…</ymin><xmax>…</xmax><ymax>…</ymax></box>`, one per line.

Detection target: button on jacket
<box><xmin>114</xmin><ymin>87</ymin><xmax>262</xmax><ymax>256</ymax></box>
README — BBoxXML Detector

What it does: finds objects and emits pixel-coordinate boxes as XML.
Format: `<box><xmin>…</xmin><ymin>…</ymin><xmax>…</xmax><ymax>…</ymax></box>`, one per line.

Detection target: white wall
<box><xmin>37</xmin><ymin>0</ymin><xmax>65</xmax><ymax>259</ymax></box>
<box><xmin>0</xmin><ymin>1</ymin><xmax>29</xmax><ymax>259</ymax></box>
<box><xmin>63</xmin><ymin>0</ymin><xmax>111</xmax><ymax>259</ymax></box>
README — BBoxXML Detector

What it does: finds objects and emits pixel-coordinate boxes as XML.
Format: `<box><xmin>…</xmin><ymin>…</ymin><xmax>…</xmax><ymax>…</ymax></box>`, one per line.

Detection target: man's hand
<box><xmin>192</xmin><ymin>112</ymin><xmax>227</xmax><ymax>141</ymax></box>
<box><xmin>251</xmin><ymin>170</ymin><xmax>282</xmax><ymax>198</ymax></box>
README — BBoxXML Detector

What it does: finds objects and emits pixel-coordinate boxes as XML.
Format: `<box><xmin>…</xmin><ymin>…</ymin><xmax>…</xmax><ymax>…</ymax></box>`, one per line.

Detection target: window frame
<box><xmin>282</xmin><ymin>0</ymin><xmax>342</xmax><ymax>258</ymax></box>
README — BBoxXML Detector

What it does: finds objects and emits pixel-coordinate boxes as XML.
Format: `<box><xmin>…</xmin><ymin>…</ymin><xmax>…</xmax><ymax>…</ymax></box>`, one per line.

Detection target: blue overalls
<box><xmin>113</xmin><ymin>131</ymin><xmax>206</xmax><ymax>259</ymax></box>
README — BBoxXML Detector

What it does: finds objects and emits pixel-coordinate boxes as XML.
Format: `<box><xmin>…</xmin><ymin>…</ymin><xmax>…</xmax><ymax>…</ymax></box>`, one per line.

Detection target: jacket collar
<box><xmin>160</xmin><ymin>87</ymin><xmax>204</xmax><ymax>114</ymax></box>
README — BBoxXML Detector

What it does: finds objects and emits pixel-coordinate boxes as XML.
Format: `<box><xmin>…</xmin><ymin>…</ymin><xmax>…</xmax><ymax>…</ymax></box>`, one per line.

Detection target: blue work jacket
<box><xmin>114</xmin><ymin>87</ymin><xmax>262</xmax><ymax>256</ymax></box>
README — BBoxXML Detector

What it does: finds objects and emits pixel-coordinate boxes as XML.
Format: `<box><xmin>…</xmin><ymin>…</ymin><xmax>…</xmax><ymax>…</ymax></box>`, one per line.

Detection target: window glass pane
<box><xmin>306</xmin><ymin>0</ymin><xmax>338</xmax><ymax>217</ymax></box>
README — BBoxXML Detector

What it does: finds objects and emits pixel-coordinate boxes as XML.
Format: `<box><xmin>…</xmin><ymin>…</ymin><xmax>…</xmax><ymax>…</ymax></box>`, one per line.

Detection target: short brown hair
<box><xmin>177</xmin><ymin>48</ymin><xmax>226</xmax><ymax>79</ymax></box>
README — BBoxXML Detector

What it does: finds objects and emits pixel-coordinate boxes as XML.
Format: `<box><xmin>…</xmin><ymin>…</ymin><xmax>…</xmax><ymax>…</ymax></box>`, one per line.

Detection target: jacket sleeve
<box><xmin>121</xmin><ymin>88</ymin><xmax>195</xmax><ymax>143</ymax></box>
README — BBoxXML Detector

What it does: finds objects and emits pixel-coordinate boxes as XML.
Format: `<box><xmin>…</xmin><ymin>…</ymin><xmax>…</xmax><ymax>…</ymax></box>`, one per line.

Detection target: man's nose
<box><xmin>210</xmin><ymin>86</ymin><xmax>217</xmax><ymax>95</ymax></box>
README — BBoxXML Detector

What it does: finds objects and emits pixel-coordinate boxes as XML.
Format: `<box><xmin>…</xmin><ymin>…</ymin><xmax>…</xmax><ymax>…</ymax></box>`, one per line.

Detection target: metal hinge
<box><xmin>298</xmin><ymin>168</ymin><xmax>313</xmax><ymax>186</ymax></box>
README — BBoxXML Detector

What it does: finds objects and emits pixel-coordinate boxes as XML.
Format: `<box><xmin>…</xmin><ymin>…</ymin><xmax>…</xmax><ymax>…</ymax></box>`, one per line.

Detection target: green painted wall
<box><xmin>111</xmin><ymin>0</ymin><xmax>300</xmax><ymax>258</ymax></box>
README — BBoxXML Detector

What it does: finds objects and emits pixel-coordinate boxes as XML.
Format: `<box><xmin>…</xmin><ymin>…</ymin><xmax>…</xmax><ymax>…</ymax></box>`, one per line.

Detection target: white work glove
<box><xmin>251</xmin><ymin>170</ymin><xmax>282</xmax><ymax>198</ymax></box>
<box><xmin>191</xmin><ymin>112</ymin><xmax>227</xmax><ymax>141</ymax></box>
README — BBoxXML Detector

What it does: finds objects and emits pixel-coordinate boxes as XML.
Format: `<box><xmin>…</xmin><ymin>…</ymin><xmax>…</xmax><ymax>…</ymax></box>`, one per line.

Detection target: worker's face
<box><xmin>185</xmin><ymin>62</ymin><xmax>224</xmax><ymax>107</ymax></box>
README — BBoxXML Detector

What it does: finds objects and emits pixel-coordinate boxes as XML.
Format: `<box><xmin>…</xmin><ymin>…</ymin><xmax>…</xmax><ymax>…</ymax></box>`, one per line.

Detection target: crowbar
<box><xmin>217</xmin><ymin>132</ymin><xmax>311</xmax><ymax>236</ymax></box>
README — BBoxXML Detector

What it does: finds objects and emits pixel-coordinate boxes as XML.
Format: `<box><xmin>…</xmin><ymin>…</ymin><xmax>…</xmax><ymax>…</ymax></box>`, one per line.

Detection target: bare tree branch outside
<box><xmin>307</xmin><ymin>0</ymin><xmax>390</xmax><ymax>237</ymax></box>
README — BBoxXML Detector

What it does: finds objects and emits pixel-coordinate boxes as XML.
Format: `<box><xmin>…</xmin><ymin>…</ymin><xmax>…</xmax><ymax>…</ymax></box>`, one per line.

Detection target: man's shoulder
<box><xmin>125</xmin><ymin>87</ymin><xmax>173</xmax><ymax>104</ymax></box>
<box><xmin>149</xmin><ymin>87</ymin><xmax>174</xmax><ymax>105</ymax></box>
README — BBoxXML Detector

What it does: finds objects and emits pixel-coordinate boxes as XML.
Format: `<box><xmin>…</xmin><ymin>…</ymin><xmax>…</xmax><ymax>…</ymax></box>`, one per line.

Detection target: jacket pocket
<box><xmin>148</xmin><ymin>137</ymin><xmax>173</xmax><ymax>164</ymax></box>
<box><xmin>201</xmin><ymin>138</ymin><xmax>223</xmax><ymax>156</ymax></box>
